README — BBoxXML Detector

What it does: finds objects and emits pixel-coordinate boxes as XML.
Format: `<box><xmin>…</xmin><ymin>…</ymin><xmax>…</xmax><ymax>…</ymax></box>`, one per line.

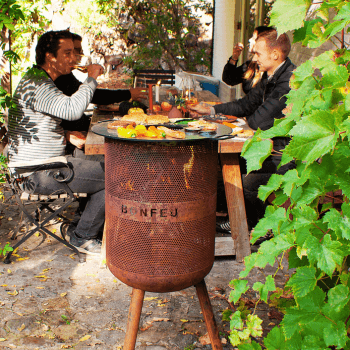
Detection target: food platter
<box><xmin>92</xmin><ymin>121</ymin><xmax>233</xmax><ymax>143</ymax></box>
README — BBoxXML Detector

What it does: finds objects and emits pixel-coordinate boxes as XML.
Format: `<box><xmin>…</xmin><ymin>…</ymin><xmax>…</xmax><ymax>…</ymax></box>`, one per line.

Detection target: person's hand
<box><xmin>129</xmin><ymin>87</ymin><xmax>148</xmax><ymax>101</ymax></box>
<box><xmin>187</xmin><ymin>104</ymin><xmax>211</xmax><ymax>115</ymax></box>
<box><xmin>231</xmin><ymin>43</ymin><xmax>244</xmax><ymax>61</ymax></box>
<box><xmin>87</xmin><ymin>64</ymin><xmax>104</xmax><ymax>80</ymax></box>
<box><xmin>66</xmin><ymin>131</ymin><xmax>87</xmax><ymax>149</ymax></box>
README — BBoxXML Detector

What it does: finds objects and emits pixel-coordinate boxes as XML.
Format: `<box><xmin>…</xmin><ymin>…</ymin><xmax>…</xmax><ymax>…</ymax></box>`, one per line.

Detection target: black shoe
<box><xmin>216</xmin><ymin>220</ymin><xmax>231</xmax><ymax>233</ymax></box>
<box><xmin>68</xmin><ymin>230</ymin><xmax>102</xmax><ymax>255</ymax></box>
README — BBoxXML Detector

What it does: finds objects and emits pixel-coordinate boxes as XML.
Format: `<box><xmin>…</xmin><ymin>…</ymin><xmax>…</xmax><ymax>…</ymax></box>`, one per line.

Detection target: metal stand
<box><xmin>123</xmin><ymin>280</ymin><xmax>223</xmax><ymax>350</ymax></box>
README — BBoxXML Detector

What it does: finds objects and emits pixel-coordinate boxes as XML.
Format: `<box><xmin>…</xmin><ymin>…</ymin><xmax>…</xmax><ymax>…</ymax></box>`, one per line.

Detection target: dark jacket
<box><xmin>222</xmin><ymin>59</ymin><xmax>253</xmax><ymax>95</ymax></box>
<box><xmin>215</xmin><ymin>57</ymin><xmax>296</xmax><ymax>151</ymax></box>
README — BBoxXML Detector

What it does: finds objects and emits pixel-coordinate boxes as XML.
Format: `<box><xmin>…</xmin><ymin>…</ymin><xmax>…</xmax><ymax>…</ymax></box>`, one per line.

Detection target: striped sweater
<box><xmin>8</xmin><ymin>67</ymin><xmax>97</xmax><ymax>164</ymax></box>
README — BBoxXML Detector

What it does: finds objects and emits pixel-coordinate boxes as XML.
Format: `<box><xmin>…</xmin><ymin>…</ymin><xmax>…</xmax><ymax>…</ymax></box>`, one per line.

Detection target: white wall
<box><xmin>212</xmin><ymin>0</ymin><xmax>237</xmax><ymax>80</ymax></box>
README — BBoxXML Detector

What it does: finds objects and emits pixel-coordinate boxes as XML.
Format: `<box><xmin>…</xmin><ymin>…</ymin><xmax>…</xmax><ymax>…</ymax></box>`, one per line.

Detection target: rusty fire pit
<box><xmin>93</xmin><ymin>122</ymin><xmax>229</xmax><ymax>350</ymax></box>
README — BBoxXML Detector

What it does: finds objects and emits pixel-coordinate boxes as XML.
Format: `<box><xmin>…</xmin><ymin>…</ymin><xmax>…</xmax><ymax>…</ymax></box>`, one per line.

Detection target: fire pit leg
<box><xmin>123</xmin><ymin>288</ymin><xmax>145</xmax><ymax>350</ymax></box>
<box><xmin>195</xmin><ymin>280</ymin><xmax>223</xmax><ymax>350</ymax></box>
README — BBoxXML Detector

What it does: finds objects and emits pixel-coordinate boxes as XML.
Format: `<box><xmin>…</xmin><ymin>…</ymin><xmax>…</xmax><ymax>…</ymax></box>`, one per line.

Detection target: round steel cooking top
<box><xmin>92</xmin><ymin>121</ymin><xmax>232</xmax><ymax>142</ymax></box>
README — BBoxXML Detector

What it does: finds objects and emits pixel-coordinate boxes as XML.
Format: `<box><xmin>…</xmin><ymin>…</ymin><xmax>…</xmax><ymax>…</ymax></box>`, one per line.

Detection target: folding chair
<box><xmin>134</xmin><ymin>69</ymin><xmax>175</xmax><ymax>87</ymax></box>
<box><xmin>4</xmin><ymin>156</ymin><xmax>85</xmax><ymax>264</ymax></box>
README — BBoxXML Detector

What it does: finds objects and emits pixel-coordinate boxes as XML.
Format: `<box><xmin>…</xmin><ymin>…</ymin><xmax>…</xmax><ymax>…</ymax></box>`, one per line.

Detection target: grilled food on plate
<box><xmin>121</xmin><ymin>114</ymin><xmax>147</xmax><ymax>124</ymax></box>
<box><xmin>157</xmin><ymin>126</ymin><xmax>186</xmax><ymax>139</ymax></box>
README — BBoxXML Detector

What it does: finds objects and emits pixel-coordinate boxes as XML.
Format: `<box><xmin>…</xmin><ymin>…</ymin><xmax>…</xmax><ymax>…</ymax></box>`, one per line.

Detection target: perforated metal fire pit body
<box><xmin>104</xmin><ymin>138</ymin><xmax>218</xmax><ymax>293</ymax></box>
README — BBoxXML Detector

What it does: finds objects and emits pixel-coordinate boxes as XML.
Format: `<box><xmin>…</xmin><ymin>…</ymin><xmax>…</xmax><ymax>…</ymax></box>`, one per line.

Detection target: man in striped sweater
<box><xmin>8</xmin><ymin>30</ymin><xmax>106</xmax><ymax>255</ymax></box>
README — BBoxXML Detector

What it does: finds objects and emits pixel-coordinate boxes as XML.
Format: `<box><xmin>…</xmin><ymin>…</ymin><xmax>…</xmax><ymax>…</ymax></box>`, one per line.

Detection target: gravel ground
<box><xmin>0</xmin><ymin>186</ymin><xmax>290</xmax><ymax>350</ymax></box>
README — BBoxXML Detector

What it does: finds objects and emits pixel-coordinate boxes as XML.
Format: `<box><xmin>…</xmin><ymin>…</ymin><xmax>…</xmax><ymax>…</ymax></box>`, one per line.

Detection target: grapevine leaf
<box><xmin>251</xmin><ymin>207</ymin><xmax>286</xmax><ymax>243</ymax></box>
<box><xmin>230</xmin><ymin>310</ymin><xmax>244</xmax><ymax>330</ymax></box>
<box><xmin>282</xmin><ymin>287</ymin><xmax>325</xmax><ymax>339</ymax></box>
<box><xmin>258</xmin><ymin>174</ymin><xmax>284</xmax><ymax>202</ymax></box>
<box><xmin>323</xmin><ymin>322</ymin><xmax>348</xmax><ymax>349</ymax></box>
<box><xmin>288</xmin><ymin>247</ymin><xmax>309</xmax><ymax>269</ymax></box>
<box><xmin>273</xmin><ymin>232</ymin><xmax>295</xmax><ymax>251</ymax></box>
<box><xmin>291</xmin><ymin>205</ymin><xmax>318</xmax><ymax>229</ymax></box>
<box><xmin>246</xmin><ymin>314</ymin><xmax>263</xmax><ymax>338</ymax></box>
<box><xmin>286</xmin><ymin>266</ymin><xmax>317</xmax><ymax>297</ymax></box>
<box><xmin>321</xmin><ymin>65</ymin><xmax>349</xmax><ymax>89</ymax></box>
<box><xmin>279</xmin><ymin>150</ymin><xmax>294</xmax><ymax>168</ymax></box>
<box><xmin>264</xmin><ymin>326</ymin><xmax>287</xmax><ymax>350</ymax></box>
<box><xmin>300</xmin><ymin>335</ymin><xmax>327</xmax><ymax>349</ymax></box>
<box><xmin>326</xmin><ymin>285</ymin><xmax>350</xmax><ymax>313</ymax></box>
<box><xmin>238</xmin><ymin>341</ymin><xmax>262</xmax><ymax>350</ymax></box>
<box><xmin>293</xmin><ymin>19</ymin><xmax>325</xmax><ymax>47</ymax></box>
<box><xmin>228</xmin><ymin>330</ymin><xmax>241</xmax><ymax>347</ymax></box>
<box><xmin>293</xmin><ymin>60</ymin><xmax>314</xmax><ymax>82</ymax></box>
<box><xmin>260</xmin><ymin>118</ymin><xmax>295</xmax><ymax>139</ymax></box>
<box><xmin>270</xmin><ymin>0</ymin><xmax>311</xmax><ymax>34</ymax></box>
<box><xmin>286</xmin><ymin>111</ymin><xmax>338</xmax><ymax>164</ymax></box>
<box><xmin>253</xmin><ymin>275</ymin><xmax>276</xmax><ymax>302</ymax></box>
<box><xmin>305</xmin><ymin>234</ymin><xmax>345</xmax><ymax>277</ymax></box>
<box><xmin>323</xmin><ymin>205</ymin><xmax>350</xmax><ymax>240</ymax></box>
<box><xmin>241</xmin><ymin>137</ymin><xmax>273</xmax><ymax>173</ymax></box>
<box><xmin>228</xmin><ymin>279</ymin><xmax>249</xmax><ymax>304</ymax></box>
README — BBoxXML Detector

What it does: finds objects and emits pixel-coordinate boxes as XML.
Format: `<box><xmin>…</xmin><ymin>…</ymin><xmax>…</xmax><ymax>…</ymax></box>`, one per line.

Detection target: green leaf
<box><xmin>246</xmin><ymin>314</ymin><xmax>263</xmax><ymax>338</ymax></box>
<box><xmin>282</xmin><ymin>287</ymin><xmax>325</xmax><ymax>339</ymax></box>
<box><xmin>253</xmin><ymin>275</ymin><xmax>276</xmax><ymax>302</ymax></box>
<box><xmin>326</xmin><ymin>284</ymin><xmax>350</xmax><ymax>313</ymax></box>
<box><xmin>288</xmin><ymin>247</ymin><xmax>309</xmax><ymax>269</ymax></box>
<box><xmin>258</xmin><ymin>174</ymin><xmax>284</xmax><ymax>201</ymax></box>
<box><xmin>305</xmin><ymin>234</ymin><xmax>345</xmax><ymax>277</ymax></box>
<box><xmin>238</xmin><ymin>341</ymin><xmax>262</xmax><ymax>350</ymax></box>
<box><xmin>323</xmin><ymin>205</ymin><xmax>350</xmax><ymax>240</ymax></box>
<box><xmin>270</xmin><ymin>0</ymin><xmax>311</xmax><ymax>34</ymax></box>
<box><xmin>251</xmin><ymin>207</ymin><xmax>286</xmax><ymax>243</ymax></box>
<box><xmin>286</xmin><ymin>266</ymin><xmax>317</xmax><ymax>297</ymax></box>
<box><xmin>230</xmin><ymin>310</ymin><xmax>244</xmax><ymax>330</ymax></box>
<box><xmin>323</xmin><ymin>322</ymin><xmax>348</xmax><ymax>349</ymax></box>
<box><xmin>229</xmin><ymin>279</ymin><xmax>249</xmax><ymax>303</ymax></box>
<box><xmin>241</xmin><ymin>134</ymin><xmax>273</xmax><ymax>173</ymax></box>
<box><xmin>286</xmin><ymin>110</ymin><xmax>338</xmax><ymax>164</ymax></box>
<box><xmin>264</xmin><ymin>326</ymin><xmax>287</xmax><ymax>350</ymax></box>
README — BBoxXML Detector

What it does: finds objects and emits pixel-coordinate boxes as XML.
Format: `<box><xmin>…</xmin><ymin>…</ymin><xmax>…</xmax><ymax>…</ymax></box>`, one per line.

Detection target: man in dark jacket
<box><xmin>191</xmin><ymin>31</ymin><xmax>296</xmax><ymax>230</ymax></box>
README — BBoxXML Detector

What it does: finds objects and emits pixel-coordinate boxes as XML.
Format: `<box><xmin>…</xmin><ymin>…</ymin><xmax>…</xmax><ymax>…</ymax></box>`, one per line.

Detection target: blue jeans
<box><xmin>23</xmin><ymin>155</ymin><xmax>105</xmax><ymax>240</ymax></box>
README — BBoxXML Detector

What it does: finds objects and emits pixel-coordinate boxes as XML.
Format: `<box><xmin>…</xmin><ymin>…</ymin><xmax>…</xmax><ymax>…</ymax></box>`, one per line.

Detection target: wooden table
<box><xmin>86</xmin><ymin>90</ymin><xmax>251</xmax><ymax>262</ymax></box>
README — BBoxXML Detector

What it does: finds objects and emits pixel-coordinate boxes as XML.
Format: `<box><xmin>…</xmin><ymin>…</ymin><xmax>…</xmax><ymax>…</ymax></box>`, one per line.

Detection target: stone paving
<box><xmin>0</xmin><ymin>187</ymin><xmax>290</xmax><ymax>350</ymax></box>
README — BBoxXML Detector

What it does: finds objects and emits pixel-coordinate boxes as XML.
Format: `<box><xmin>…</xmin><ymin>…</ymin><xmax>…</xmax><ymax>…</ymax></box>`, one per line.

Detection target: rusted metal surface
<box><xmin>105</xmin><ymin>139</ymin><xmax>218</xmax><ymax>292</ymax></box>
<box><xmin>195</xmin><ymin>280</ymin><xmax>223</xmax><ymax>350</ymax></box>
<box><xmin>123</xmin><ymin>288</ymin><xmax>145</xmax><ymax>350</ymax></box>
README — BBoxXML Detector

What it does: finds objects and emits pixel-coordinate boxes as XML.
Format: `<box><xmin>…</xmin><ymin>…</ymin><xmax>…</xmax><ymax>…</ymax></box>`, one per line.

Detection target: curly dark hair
<box><xmin>36</xmin><ymin>30</ymin><xmax>73</xmax><ymax>66</ymax></box>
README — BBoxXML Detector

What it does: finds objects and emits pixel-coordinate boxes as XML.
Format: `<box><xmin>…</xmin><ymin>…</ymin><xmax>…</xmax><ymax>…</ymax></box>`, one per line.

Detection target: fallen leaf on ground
<box><xmin>140</xmin><ymin>323</ymin><xmax>153</xmax><ymax>331</ymax></box>
<box><xmin>1</xmin><ymin>284</ymin><xmax>7</xmax><ymax>287</ymax></box>
<box><xmin>144</xmin><ymin>297</ymin><xmax>159</xmax><ymax>301</ymax></box>
<box><xmin>79</xmin><ymin>334</ymin><xmax>91</xmax><ymax>342</ymax></box>
<box><xmin>199</xmin><ymin>332</ymin><xmax>211</xmax><ymax>345</ymax></box>
<box><xmin>0</xmin><ymin>338</ymin><xmax>6</xmax><ymax>341</ymax></box>
<box><xmin>8</xmin><ymin>290</ymin><xmax>18</xmax><ymax>296</ymax></box>
<box><xmin>8</xmin><ymin>217</ymin><xmax>13</xmax><ymax>221</ymax></box>
<box><xmin>17</xmin><ymin>324</ymin><xmax>25</xmax><ymax>331</ymax></box>
<box><xmin>180</xmin><ymin>319</ymin><xmax>189</xmax><ymax>323</ymax></box>
<box><xmin>69</xmin><ymin>254</ymin><xmax>75</xmax><ymax>260</ymax></box>
<box><xmin>7</xmin><ymin>269</ymin><xmax>11</xmax><ymax>274</ymax></box>
<box><xmin>36</xmin><ymin>287</ymin><xmax>45</xmax><ymax>289</ymax></box>
<box><xmin>60</xmin><ymin>292</ymin><xmax>67</xmax><ymax>297</ymax></box>
<box><xmin>16</xmin><ymin>257</ymin><xmax>29</xmax><ymax>261</ymax></box>
<box><xmin>42</xmin><ymin>268</ymin><xmax>52</xmax><ymax>273</ymax></box>
<box><xmin>34</xmin><ymin>232</ymin><xmax>40</xmax><ymax>237</ymax></box>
